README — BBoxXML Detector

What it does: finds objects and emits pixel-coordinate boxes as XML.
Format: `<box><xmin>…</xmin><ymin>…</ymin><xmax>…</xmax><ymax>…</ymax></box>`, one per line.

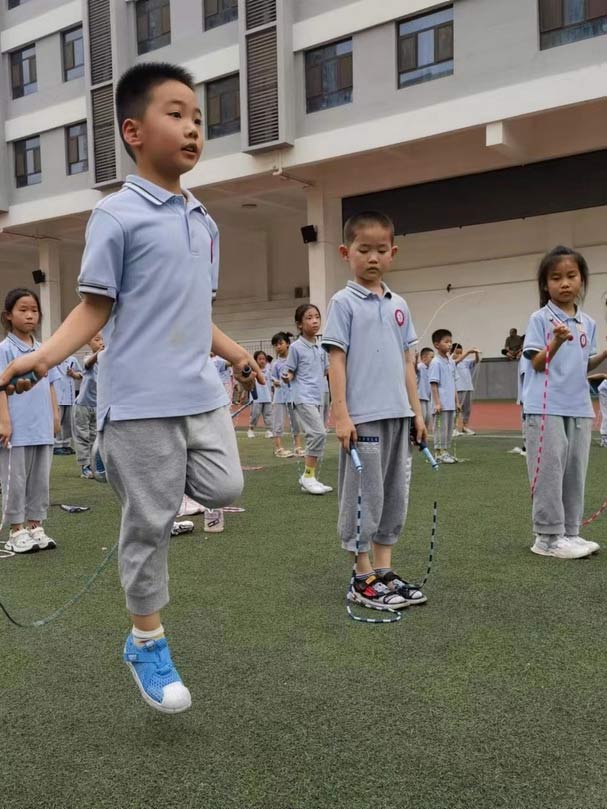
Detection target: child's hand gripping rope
<box><xmin>409</xmin><ymin>423</ymin><xmax>439</xmax><ymax>470</ymax></box>
<box><xmin>0</xmin><ymin>370</ymin><xmax>41</xmax><ymax>394</ymax></box>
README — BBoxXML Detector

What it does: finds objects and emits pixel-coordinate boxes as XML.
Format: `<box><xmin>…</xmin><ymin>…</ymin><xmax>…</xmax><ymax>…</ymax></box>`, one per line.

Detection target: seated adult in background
<box><xmin>501</xmin><ymin>328</ymin><xmax>523</xmax><ymax>360</ymax></box>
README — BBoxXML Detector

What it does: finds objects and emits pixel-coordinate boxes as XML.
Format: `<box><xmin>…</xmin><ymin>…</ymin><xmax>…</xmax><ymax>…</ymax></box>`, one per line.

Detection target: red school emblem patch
<box><xmin>395</xmin><ymin>309</ymin><xmax>406</xmax><ymax>327</ymax></box>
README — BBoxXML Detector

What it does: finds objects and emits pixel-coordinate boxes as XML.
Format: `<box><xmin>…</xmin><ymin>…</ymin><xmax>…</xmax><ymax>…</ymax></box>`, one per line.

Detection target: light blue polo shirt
<box><xmin>211</xmin><ymin>356</ymin><xmax>232</xmax><ymax>385</ymax></box>
<box><xmin>76</xmin><ymin>356</ymin><xmax>99</xmax><ymax>408</ymax></box>
<box><xmin>455</xmin><ymin>357</ymin><xmax>476</xmax><ymax>392</ymax></box>
<box><xmin>285</xmin><ymin>336</ymin><xmax>327</xmax><ymax>406</ymax></box>
<box><xmin>522</xmin><ymin>303</ymin><xmax>596</xmax><ymax>418</ymax></box>
<box><xmin>321</xmin><ymin>280</ymin><xmax>417</xmax><ymax>424</ymax></box>
<box><xmin>251</xmin><ymin>367</ymin><xmax>272</xmax><ymax>404</ymax></box>
<box><xmin>78</xmin><ymin>175</ymin><xmax>228</xmax><ymax>430</ymax></box>
<box><xmin>271</xmin><ymin>357</ymin><xmax>293</xmax><ymax>405</ymax></box>
<box><xmin>417</xmin><ymin>362</ymin><xmax>431</xmax><ymax>401</ymax></box>
<box><xmin>0</xmin><ymin>334</ymin><xmax>60</xmax><ymax>446</ymax></box>
<box><xmin>429</xmin><ymin>355</ymin><xmax>457</xmax><ymax>411</ymax></box>
<box><xmin>55</xmin><ymin>355</ymin><xmax>81</xmax><ymax>406</ymax></box>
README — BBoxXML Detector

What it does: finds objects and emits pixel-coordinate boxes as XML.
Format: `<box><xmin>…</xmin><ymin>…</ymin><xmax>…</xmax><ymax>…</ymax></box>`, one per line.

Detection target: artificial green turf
<box><xmin>2</xmin><ymin>433</ymin><xmax>607</xmax><ymax>809</ymax></box>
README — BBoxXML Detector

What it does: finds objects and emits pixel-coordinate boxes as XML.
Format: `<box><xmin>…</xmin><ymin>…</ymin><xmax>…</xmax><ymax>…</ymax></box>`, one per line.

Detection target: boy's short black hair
<box><xmin>343</xmin><ymin>211</ymin><xmax>395</xmax><ymax>246</ymax></box>
<box><xmin>420</xmin><ymin>347</ymin><xmax>434</xmax><ymax>359</ymax></box>
<box><xmin>451</xmin><ymin>343</ymin><xmax>463</xmax><ymax>352</ymax></box>
<box><xmin>115</xmin><ymin>62</ymin><xmax>196</xmax><ymax>160</ymax></box>
<box><xmin>432</xmin><ymin>329</ymin><xmax>452</xmax><ymax>345</ymax></box>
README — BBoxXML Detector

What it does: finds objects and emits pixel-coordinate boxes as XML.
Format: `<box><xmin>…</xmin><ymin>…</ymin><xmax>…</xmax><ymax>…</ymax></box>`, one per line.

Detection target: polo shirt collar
<box><xmin>346</xmin><ymin>280</ymin><xmax>392</xmax><ymax>299</ymax></box>
<box><xmin>124</xmin><ymin>175</ymin><xmax>208</xmax><ymax>214</ymax></box>
<box><xmin>545</xmin><ymin>301</ymin><xmax>582</xmax><ymax>324</ymax></box>
<box><xmin>7</xmin><ymin>333</ymin><xmax>36</xmax><ymax>353</ymax></box>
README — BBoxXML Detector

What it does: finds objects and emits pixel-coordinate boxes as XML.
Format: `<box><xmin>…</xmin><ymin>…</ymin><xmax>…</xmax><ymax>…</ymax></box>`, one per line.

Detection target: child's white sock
<box><xmin>132</xmin><ymin>624</ymin><xmax>165</xmax><ymax>647</ymax></box>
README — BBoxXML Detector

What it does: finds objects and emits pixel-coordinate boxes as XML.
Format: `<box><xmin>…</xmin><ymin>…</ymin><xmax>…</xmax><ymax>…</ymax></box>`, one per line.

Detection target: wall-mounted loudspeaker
<box><xmin>32</xmin><ymin>270</ymin><xmax>46</xmax><ymax>284</ymax></box>
<box><xmin>300</xmin><ymin>225</ymin><xmax>318</xmax><ymax>244</ymax></box>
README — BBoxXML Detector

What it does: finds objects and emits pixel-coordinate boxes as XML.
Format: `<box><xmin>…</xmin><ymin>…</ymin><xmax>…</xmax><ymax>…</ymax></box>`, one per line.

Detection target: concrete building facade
<box><xmin>0</xmin><ymin>0</ymin><xmax>605</xmax><ymax>358</ymax></box>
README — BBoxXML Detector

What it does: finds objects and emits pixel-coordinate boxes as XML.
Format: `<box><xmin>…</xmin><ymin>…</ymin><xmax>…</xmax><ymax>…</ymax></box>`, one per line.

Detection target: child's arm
<box><xmin>50</xmin><ymin>383</ymin><xmax>60</xmax><ymax>436</ymax></box>
<box><xmin>283</xmin><ymin>343</ymin><xmax>298</xmax><ymax>384</ymax></box>
<box><xmin>588</xmin><ymin>373</ymin><xmax>607</xmax><ymax>382</ymax></box>
<box><xmin>0</xmin><ymin>392</ymin><xmax>11</xmax><ymax>448</ymax></box>
<box><xmin>211</xmin><ymin>324</ymin><xmax>264</xmax><ymax>389</ymax></box>
<box><xmin>457</xmin><ymin>348</ymin><xmax>480</xmax><ymax>364</ymax></box>
<box><xmin>328</xmin><ymin>348</ymin><xmax>357</xmax><ymax>450</ymax></box>
<box><xmin>529</xmin><ymin>324</ymin><xmax>571</xmax><ymax>372</ymax></box>
<box><xmin>587</xmin><ymin>349</ymin><xmax>607</xmax><ymax>372</ymax></box>
<box><xmin>405</xmin><ymin>349</ymin><xmax>427</xmax><ymax>443</ymax></box>
<box><xmin>430</xmin><ymin>382</ymin><xmax>442</xmax><ymax>413</ymax></box>
<box><xmin>0</xmin><ymin>294</ymin><xmax>112</xmax><ymax>393</ymax></box>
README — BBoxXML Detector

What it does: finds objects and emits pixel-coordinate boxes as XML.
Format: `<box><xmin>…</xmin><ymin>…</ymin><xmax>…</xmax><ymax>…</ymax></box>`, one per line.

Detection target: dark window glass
<box><xmin>136</xmin><ymin>0</ymin><xmax>171</xmax><ymax>54</ymax></box>
<box><xmin>14</xmin><ymin>135</ymin><xmax>41</xmax><ymax>187</ymax></box>
<box><xmin>398</xmin><ymin>7</ymin><xmax>454</xmax><ymax>89</ymax></box>
<box><xmin>62</xmin><ymin>26</ymin><xmax>85</xmax><ymax>82</ymax></box>
<box><xmin>305</xmin><ymin>39</ymin><xmax>353</xmax><ymax>114</ymax></box>
<box><xmin>8</xmin><ymin>0</ymin><xmax>32</xmax><ymax>8</ymax></box>
<box><xmin>204</xmin><ymin>0</ymin><xmax>238</xmax><ymax>30</ymax></box>
<box><xmin>539</xmin><ymin>0</ymin><xmax>607</xmax><ymax>48</ymax></box>
<box><xmin>206</xmin><ymin>73</ymin><xmax>240</xmax><ymax>139</ymax></box>
<box><xmin>66</xmin><ymin>123</ymin><xmax>88</xmax><ymax>175</ymax></box>
<box><xmin>10</xmin><ymin>44</ymin><xmax>37</xmax><ymax>99</ymax></box>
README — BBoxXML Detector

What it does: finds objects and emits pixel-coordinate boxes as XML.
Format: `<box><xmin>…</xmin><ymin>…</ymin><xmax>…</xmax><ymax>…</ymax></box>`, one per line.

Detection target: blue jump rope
<box><xmin>346</xmin><ymin>426</ymin><xmax>439</xmax><ymax>624</ymax></box>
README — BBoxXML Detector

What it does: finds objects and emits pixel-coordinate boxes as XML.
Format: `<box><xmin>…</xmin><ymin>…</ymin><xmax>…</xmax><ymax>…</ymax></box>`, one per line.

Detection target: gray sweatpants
<box><xmin>249</xmin><ymin>402</ymin><xmax>272</xmax><ymax>429</ymax></box>
<box><xmin>99</xmin><ymin>406</ymin><xmax>243</xmax><ymax>615</ymax></box>
<box><xmin>55</xmin><ymin>405</ymin><xmax>74</xmax><ymax>448</ymax></box>
<box><xmin>420</xmin><ymin>400</ymin><xmax>432</xmax><ymax>432</ymax></box>
<box><xmin>294</xmin><ymin>403</ymin><xmax>326</xmax><ymax>457</ymax></box>
<box><xmin>272</xmin><ymin>402</ymin><xmax>301</xmax><ymax>437</ymax></box>
<box><xmin>524</xmin><ymin>414</ymin><xmax>591</xmax><ymax>537</ymax></box>
<box><xmin>72</xmin><ymin>404</ymin><xmax>96</xmax><ymax>466</ymax></box>
<box><xmin>0</xmin><ymin>445</ymin><xmax>53</xmax><ymax>524</ymax></box>
<box><xmin>338</xmin><ymin>418</ymin><xmax>410</xmax><ymax>552</ymax></box>
<box><xmin>433</xmin><ymin>410</ymin><xmax>455</xmax><ymax>450</ymax></box>
<box><xmin>458</xmin><ymin>391</ymin><xmax>472</xmax><ymax>425</ymax></box>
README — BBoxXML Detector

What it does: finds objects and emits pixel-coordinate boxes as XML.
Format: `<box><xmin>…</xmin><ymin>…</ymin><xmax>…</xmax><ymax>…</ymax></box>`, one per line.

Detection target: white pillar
<box><xmin>305</xmin><ymin>188</ymin><xmax>348</xmax><ymax>321</ymax></box>
<box><xmin>37</xmin><ymin>239</ymin><xmax>62</xmax><ymax>341</ymax></box>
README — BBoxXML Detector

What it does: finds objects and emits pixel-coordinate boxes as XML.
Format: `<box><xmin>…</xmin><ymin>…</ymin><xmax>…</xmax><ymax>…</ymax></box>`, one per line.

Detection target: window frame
<box><xmin>305</xmin><ymin>38</ymin><xmax>353</xmax><ymax>115</ymax></box>
<box><xmin>62</xmin><ymin>25</ymin><xmax>85</xmax><ymax>83</ymax></box>
<box><xmin>14</xmin><ymin>135</ymin><xmax>42</xmax><ymax>188</ymax></box>
<box><xmin>205</xmin><ymin>73</ymin><xmax>241</xmax><ymax>140</ymax></box>
<box><xmin>10</xmin><ymin>43</ymin><xmax>37</xmax><ymax>99</ymax></box>
<box><xmin>203</xmin><ymin>0</ymin><xmax>238</xmax><ymax>31</ymax></box>
<box><xmin>397</xmin><ymin>6</ymin><xmax>454</xmax><ymax>90</ymax></box>
<box><xmin>65</xmin><ymin>122</ymin><xmax>89</xmax><ymax>176</ymax></box>
<box><xmin>538</xmin><ymin>0</ymin><xmax>607</xmax><ymax>48</ymax></box>
<box><xmin>135</xmin><ymin>0</ymin><xmax>171</xmax><ymax>55</ymax></box>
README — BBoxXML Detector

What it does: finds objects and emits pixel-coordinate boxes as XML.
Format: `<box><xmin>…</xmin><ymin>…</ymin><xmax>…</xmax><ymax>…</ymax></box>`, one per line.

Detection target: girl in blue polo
<box><xmin>0</xmin><ymin>288</ymin><xmax>60</xmax><ymax>554</ymax></box>
<box><xmin>522</xmin><ymin>246</ymin><xmax>607</xmax><ymax>560</ymax></box>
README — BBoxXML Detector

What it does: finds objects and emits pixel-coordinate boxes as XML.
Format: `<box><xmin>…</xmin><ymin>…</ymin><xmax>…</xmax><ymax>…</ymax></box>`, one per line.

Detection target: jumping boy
<box><xmin>322</xmin><ymin>210</ymin><xmax>427</xmax><ymax>611</ymax></box>
<box><xmin>429</xmin><ymin>329</ymin><xmax>459</xmax><ymax>464</ymax></box>
<box><xmin>0</xmin><ymin>63</ymin><xmax>263</xmax><ymax>714</ymax></box>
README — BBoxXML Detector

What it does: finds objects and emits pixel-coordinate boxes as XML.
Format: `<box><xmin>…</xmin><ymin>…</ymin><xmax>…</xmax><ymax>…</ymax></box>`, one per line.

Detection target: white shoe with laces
<box><xmin>265</xmin><ymin>430</ymin><xmax>273</xmax><ymax>439</ymax></box>
<box><xmin>440</xmin><ymin>452</ymin><xmax>457</xmax><ymax>464</ymax></box>
<box><xmin>462</xmin><ymin>427</ymin><xmax>476</xmax><ymax>435</ymax></box>
<box><xmin>565</xmin><ymin>535</ymin><xmax>600</xmax><ymax>554</ymax></box>
<box><xmin>28</xmin><ymin>526</ymin><xmax>56</xmax><ymax>550</ymax></box>
<box><xmin>299</xmin><ymin>475</ymin><xmax>328</xmax><ymax>495</ymax></box>
<box><xmin>5</xmin><ymin>528</ymin><xmax>39</xmax><ymax>554</ymax></box>
<box><xmin>530</xmin><ymin>534</ymin><xmax>592</xmax><ymax>559</ymax></box>
<box><xmin>247</xmin><ymin>429</ymin><xmax>255</xmax><ymax>439</ymax></box>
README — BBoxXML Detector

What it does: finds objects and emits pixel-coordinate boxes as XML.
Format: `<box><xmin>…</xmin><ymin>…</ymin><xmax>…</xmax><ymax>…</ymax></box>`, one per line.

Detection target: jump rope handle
<box><xmin>0</xmin><ymin>370</ymin><xmax>39</xmax><ymax>392</ymax></box>
<box><xmin>349</xmin><ymin>442</ymin><xmax>363</xmax><ymax>473</ymax></box>
<box><xmin>409</xmin><ymin>423</ymin><xmax>439</xmax><ymax>471</ymax></box>
<box><xmin>241</xmin><ymin>365</ymin><xmax>258</xmax><ymax>400</ymax></box>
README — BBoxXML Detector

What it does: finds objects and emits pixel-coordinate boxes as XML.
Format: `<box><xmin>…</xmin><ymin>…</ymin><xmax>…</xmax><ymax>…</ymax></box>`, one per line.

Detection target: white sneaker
<box><xmin>177</xmin><ymin>495</ymin><xmax>205</xmax><ymax>516</ymax></box>
<box><xmin>565</xmin><ymin>535</ymin><xmax>600</xmax><ymax>554</ymax></box>
<box><xmin>508</xmin><ymin>446</ymin><xmax>523</xmax><ymax>455</ymax></box>
<box><xmin>28</xmin><ymin>526</ymin><xmax>56</xmax><ymax>551</ymax></box>
<box><xmin>439</xmin><ymin>453</ymin><xmax>457</xmax><ymax>464</ymax></box>
<box><xmin>203</xmin><ymin>509</ymin><xmax>225</xmax><ymax>533</ymax></box>
<box><xmin>462</xmin><ymin>427</ymin><xmax>476</xmax><ymax>435</ymax></box>
<box><xmin>452</xmin><ymin>429</ymin><xmax>462</xmax><ymax>437</ymax></box>
<box><xmin>299</xmin><ymin>475</ymin><xmax>327</xmax><ymax>495</ymax></box>
<box><xmin>274</xmin><ymin>448</ymin><xmax>295</xmax><ymax>458</ymax></box>
<box><xmin>530</xmin><ymin>534</ymin><xmax>592</xmax><ymax>559</ymax></box>
<box><xmin>171</xmin><ymin>520</ymin><xmax>194</xmax><ymax>537</ymax></box>
<box><xmin>6</xmin><ymin>528</ymin><xmax>39</xmax><ymax>554</ymax></box>
<box><xmin>247</xmin><ymin>429</ymin><xmax>255</xmax><ymax>439</ymax></box>
<box><xmin>265</xmin><ymin>430</ymin><xmax>273</xmax><ymax>439</ymax></box>
<box><xmin>318</xmin><ymin>481</ymin><xmax>333</xmax><ymax>493</ymax></box>
<box><xmin>520</xmin><ymin>449</ymin><xmax>527</xmax><ymax>457</ymax></box>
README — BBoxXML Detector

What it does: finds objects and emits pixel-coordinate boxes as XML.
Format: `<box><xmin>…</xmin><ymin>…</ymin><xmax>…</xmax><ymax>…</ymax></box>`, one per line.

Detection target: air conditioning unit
<box><xmin>294</xmin><ymin>285</ymin><xmax>310</xmax><ymax>299</ymax></box>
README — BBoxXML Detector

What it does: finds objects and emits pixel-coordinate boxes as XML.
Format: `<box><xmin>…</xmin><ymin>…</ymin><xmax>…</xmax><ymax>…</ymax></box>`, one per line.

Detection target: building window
<box><xmin>62</xmin><ymin>26</ymin><xmax>85</xmax><ymax>82</ymax></box>
<box><xmin>8</xmin><ymin>0</ymin><xmax>32</xmax><ymax>8</ymax></box>
<box><xmin>14</xmin><ymin>136</ymin><xmax>41</xmax><ymax>188</ymax></box>
<box><xmin>66</xmin><ymin>123</ymin><xmax>88</xmax><ymax>175</ymax></box>
<box><xmin>204</xmin><ymin>0</ymin><xmax>238</xmax><ymax>30</ymax></box>
<box><xmin>305</xmin><ymin>39</ymin><xmax>353</xmax><ymax>114</ymax></box>
<box><xmin>539</xmin><ymin>0</ymin><xmax>607</xmax><ymax>48</ymax></box>
<box><xmin>136</xmin><ymin>0</ymin><xmax>171</xmax><ymax>54</ymax></box>
<box><xmin>397</xmin><ymin>6</ymin><xmax>454</xmax><ymax>89</ymax></box>
<box><xmin>206</xmin><ymin>74</ymin><xmax>240</xmax><ymax>139</ymax></box>
<box><xmin>10</xmin><ymin>44</ymin><xmax>37</xmax><ymax>99</ymax></box>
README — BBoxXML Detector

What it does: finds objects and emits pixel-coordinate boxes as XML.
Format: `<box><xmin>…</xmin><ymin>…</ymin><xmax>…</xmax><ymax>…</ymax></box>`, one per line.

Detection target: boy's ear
<box><xmin>339</xmin><ymin>244</ymin><xmax>350</xmax><ymax>260</ymax></box>
<box><xmin>391</xmin><ymin>244</ymin><xmax>398</xmax><ymax>257</ymax></box>
<box><xmin>122</xmin><ymin>118</ymin><xmax>143</xmax><ymax>152</ymax></box>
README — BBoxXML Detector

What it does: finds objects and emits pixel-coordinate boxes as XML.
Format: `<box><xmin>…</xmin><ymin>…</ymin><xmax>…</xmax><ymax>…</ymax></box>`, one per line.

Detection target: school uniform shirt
<box><xmin>285</xmin><ymin>336</ymin><xmax>327</xmax><ymax>406</ymax></box>
<box><xmin>417</xmin><ymin>361</ymin><xmax>431</xmax><ymax>401</ymax></box>
<box><xmin>271</xmin><ymin>357</ymin><xmax>294</xmax><ymax>405</ymax></box>
<box><xmin>77</xmin><ymin>174</ymin><xmax>228</xmax><ymax>431</ymax></box>
<box><xmin>321</xmin><ymin>280</ymin><xmax>417</xmax><ymax>424</ymax></box>
<box><xmin>522</xmin><ymin>303</ymin><xmax>596</xmax><ymax>418</ymax></box>
<box><xmin>76</xmin><ymin>356</ymin><xmax>99</xmax><ymax>408</ymax></box>
<box><xmin>251</xmin><ymin>368</ymin><xmax>272</xmax><ymax>404</ymax></box>
<box><xmin>55</xmin><ymin>355</ymin><xmax>81</xmax><ymax>406</ymax></box>
<box><xmin>211</xmin><ymin>355</ymin><xmax>232</xmax><ymax>386</ymax></box>
<box><xmin>0</xmin><ymin>334</ymin><xmax>60</xmax><ymax>446</ymax></box>
<box><xmin>428</xmin><ymin>355</ymin><xmax>457</xmax><ymax>411</ymax></box>
<box><xmin>455</xmin><ymin>357</ymin><xmax>476</xmax><ymax>392</ymax></box>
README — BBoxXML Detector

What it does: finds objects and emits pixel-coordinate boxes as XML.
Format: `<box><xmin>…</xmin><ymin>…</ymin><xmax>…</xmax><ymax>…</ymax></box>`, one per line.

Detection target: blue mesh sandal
<box><xmin>123</xmin><ymin>634</ymin><xmax>192</xmax><ymax>714</ymax></box>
